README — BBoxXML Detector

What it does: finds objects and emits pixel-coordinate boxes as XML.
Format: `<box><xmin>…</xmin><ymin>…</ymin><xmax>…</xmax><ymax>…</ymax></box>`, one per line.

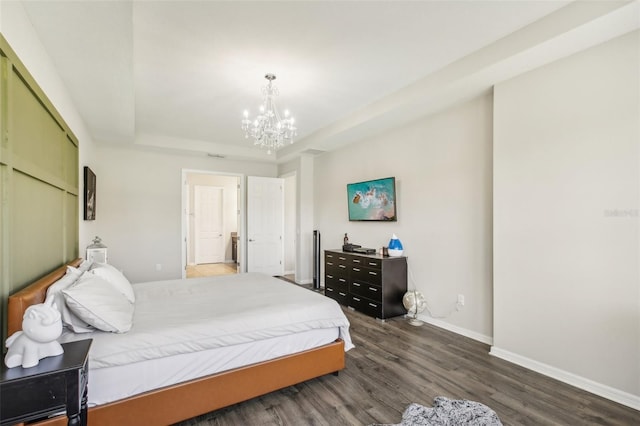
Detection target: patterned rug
<box><xmin>373</xmin><ymin>397</ymin><xmax>503</xmax><ymax>426</ymax></box>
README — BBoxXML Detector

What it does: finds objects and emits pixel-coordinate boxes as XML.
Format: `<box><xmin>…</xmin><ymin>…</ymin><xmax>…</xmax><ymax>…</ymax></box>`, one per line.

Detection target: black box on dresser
<box><xmin>324</xmin><ymin>249</ymin><xmax>407</xmax><ymax>320</ymax></box>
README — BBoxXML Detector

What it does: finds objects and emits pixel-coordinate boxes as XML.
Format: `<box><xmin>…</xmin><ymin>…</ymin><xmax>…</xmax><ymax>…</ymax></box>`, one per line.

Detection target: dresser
<box><xmin>324</xmin><ymin>249</ymin><xmax>407</xmax><ymax>319</ymax></box>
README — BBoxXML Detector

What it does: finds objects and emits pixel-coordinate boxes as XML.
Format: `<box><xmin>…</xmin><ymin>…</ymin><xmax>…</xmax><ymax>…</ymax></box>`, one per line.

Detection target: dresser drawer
<box><xmin>349</xmin><ymin>294</ymin><xmax>382</xmax><ymax>318</ymax></box>
<box><xmin>326</xmin><ymin>252</ymin><xmax>351</xmax><ymax>265</ymax></box>
<box><xmin>325</xmin><ymin>252</ymin><xmax>337</xmax><ymax>262</ymax></box>
<box><xmin>325</xmin><ymin>286</ymin><xmax>349</xmax><ymax>305</ymax></box>
<box><xmin>350</xmin><ymin>280</ymin><xmax>382</xmax><ymax>302</ymax></box>
<box><xmin>325</xmin><ymin>272</ymin><xmax>348</xmax><ymax>293</ymax></box>
<box><xmin>325</xmin><ymin>260</ymin><xmax>349</xmax><ymax>275</ymax></box>
<box><xmin>351</xmin><ymin>257</ymin><xmax>381</xmax><ymax>269</ymax></box>
<box><xmin>351</xmin><ymin>265</ymin><xmax>382</xmax><ymax>286</ymax></box>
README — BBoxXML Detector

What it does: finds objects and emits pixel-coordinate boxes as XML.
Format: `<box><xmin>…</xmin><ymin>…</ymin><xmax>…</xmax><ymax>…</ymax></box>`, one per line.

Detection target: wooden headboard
<box><xmin>7</xmin><ymin>258</ymin><xmax>83</xmax><ymax>336</ymax></box>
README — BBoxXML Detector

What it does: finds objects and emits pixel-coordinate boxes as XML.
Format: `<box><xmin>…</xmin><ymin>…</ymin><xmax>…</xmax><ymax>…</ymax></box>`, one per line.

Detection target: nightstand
<box><xmin>0</xmin><ymin>339</ymin><xmax>92</xmax><ymax>426</ymax></box>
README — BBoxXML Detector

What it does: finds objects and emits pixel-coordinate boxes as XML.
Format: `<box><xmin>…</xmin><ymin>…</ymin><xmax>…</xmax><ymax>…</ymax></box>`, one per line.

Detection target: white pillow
<box><xmin>44</xmin><ymin>266</ymin><xmax>94</xmax><ymax>333</ymax></box>
<box><xmin>90</xmin><ymin>263</ymin><xmax>135</xmax><ymax>303</ymax></box>
<box><xmin>78</xmin><ymin>259</ymin><xmax>93</xmax><ymax>273</ymax></box>
<box><xmin>62</xmin><ymin>273</ymin><xmax>134</xmax><ymax>333</ymax></box>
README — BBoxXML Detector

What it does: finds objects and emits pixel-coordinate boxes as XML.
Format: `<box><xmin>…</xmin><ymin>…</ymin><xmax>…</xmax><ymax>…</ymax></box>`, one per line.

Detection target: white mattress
<box><xmin>60</xmin><ymin>273</ymin><xmax>353</xmax><ymax>406</ymax></box>
<box><xmin>87</xmin><ymin>327</ymin><xmax>340</xmax><ymax>405</ymax></box>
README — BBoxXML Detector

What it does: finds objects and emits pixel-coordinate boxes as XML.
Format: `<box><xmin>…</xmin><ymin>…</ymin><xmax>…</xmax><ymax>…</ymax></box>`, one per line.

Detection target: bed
<box><xmin>7</xmin><ymin>258</ymin><xmax>352</xmax><ymax>425</ymax></box>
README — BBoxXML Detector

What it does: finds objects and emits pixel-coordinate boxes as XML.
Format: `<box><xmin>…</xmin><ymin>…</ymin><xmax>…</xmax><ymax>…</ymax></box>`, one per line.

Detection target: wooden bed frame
<box><xmin>7</xmin><ymin>259</ymin><xmax>345</xmax><ymax>426</ymax></box>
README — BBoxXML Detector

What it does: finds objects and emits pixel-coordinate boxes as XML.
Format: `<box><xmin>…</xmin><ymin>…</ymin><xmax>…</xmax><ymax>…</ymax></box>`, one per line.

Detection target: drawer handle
<box><xmin>369</xmin><ymin>287</ymin><xmax>378</xmax><ymax>292</ymax></box>
<box><xmin>327</xmin><ymin>262</ymin><xmax>333</xmax><ymax>266</ymax></box>
<box><xmin>353</xmin><ymin>259</ymin><xmax>361</xmax><ymax>263</ymax></box>
<box><xmin>353</xmin><ymin>268</ymin><xmax>360</xmax><ymax>272</ymax></box>
<box><xmin>369</xmin><ymin>271</ymin><xmax>377</xmax><ymax>276</ymax></box>
<box><xmin>339</xmin><ymin>265</ymin><xmax>346</xmax><ymax>269</ymax></box>
<box><xmin>339</xmin><ymin>257</ymin><xmax>346</xmax><ymax>260</ymax></box>
<box><xmin>352</xmin><ymin>282</ymin><xmax>361</xmax><ymax>287</ymax></box>
<box><xmin>353</xmin><ymin>297</ymin><xmax>361</xmax><ymax>302</ymax></box>
<box><xmin>368</xmin><ymin>262</ymin><xmax>377</xmax><ymax>266</ymax></box>
<box><xmin>327</xmin><ymin>274</ymin><xmax>333</xmax><ymax>279</ymax></box>
<box><xmin>326</xmin><ymin>288</ymin><xmax>334</xmax><ymax>292</ymax></box>
<box><xmin>368</xmin><ymin>303</ymin><xmax>378</xmax><ymax>308</ymax></box>
<box><xmin>339</xmin><ymin>278</ymin><xmax>346</xmax><ymax>282</ymax></box>
<box><xmin>339</xmin><ymin>292</ymin><xmax>346</xmax><ymax>296</ymax></box>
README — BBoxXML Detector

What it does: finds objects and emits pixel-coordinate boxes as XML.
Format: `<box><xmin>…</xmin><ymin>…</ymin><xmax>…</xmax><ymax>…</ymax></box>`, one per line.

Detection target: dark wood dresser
<box><xmin>324</xmin><ymin>249</ymin><xmax>407</xmax><ymax>319</ymax></box>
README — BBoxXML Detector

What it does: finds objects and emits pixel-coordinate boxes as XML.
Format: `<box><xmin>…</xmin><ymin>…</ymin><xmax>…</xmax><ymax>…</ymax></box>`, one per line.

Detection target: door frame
<box><xmin>181</xmin><ymin>169</ymin><xmax>245</xmax><ymax>278</ymax></box>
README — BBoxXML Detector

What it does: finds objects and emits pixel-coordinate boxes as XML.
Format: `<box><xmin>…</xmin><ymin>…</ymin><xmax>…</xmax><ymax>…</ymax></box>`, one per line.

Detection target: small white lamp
<box><xmin>86</xmin><ymin>236</ymin><xmax>108</xmax><ymax>264</ymax></box>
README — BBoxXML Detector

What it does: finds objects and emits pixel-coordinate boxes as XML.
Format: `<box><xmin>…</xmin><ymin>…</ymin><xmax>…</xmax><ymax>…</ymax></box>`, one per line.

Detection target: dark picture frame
<box><xmin>83</xmin><ymin>166</ymin><xmax>96</xmax><ymax>220</ymax></box>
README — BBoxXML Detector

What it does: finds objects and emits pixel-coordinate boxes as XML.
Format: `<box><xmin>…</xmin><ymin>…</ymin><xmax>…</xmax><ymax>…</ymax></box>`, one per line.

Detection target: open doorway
<box><xmin>182</xmin><ymin>170</ymin><xmax>242</xmax><ymax>278</ymax></box>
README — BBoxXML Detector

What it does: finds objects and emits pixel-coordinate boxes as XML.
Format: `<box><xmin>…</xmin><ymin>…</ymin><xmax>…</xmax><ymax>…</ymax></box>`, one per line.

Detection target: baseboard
<box><xmin>416</xmin><ymin>317</ymin><xmax>640</xmax><ymax>410</ymax></box>
<box><xmin>417</xmin><ymin>314</ymin><xmax>493</xmax><ymax>345</ymax></box>
<box><xmin>490</xmin><ymin>346</ymin><xmax>640</xmax><ymax>411</ymax></box>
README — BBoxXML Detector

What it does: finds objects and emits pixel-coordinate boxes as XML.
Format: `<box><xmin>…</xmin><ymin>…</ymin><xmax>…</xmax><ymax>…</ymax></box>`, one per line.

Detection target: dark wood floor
<box><xmin>176</xmin><ymin>308</ymin><xmax>639</xmax><ymax>425</ymax></box>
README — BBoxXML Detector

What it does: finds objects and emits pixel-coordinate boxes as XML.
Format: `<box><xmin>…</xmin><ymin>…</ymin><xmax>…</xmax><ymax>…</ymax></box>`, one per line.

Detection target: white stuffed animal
<box><xmin>4</xmin><ymin>303</ymin><xmax>64</xmax><ymax>368</ymax></box>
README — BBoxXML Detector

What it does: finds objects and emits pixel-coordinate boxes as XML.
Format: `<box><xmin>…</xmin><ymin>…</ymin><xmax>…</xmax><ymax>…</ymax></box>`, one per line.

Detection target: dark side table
<box><xmin>1</xmin><ymin>339</ymin><xmax>92</xmax><ymax>426</ymax></box>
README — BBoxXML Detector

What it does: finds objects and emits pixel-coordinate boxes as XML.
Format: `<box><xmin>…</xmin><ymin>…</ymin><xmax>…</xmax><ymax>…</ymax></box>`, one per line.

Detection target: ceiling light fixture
<box><xmin>241</xmin><ymin>73</ymin><xmax>296</xmax><ymax>154</ymax></box>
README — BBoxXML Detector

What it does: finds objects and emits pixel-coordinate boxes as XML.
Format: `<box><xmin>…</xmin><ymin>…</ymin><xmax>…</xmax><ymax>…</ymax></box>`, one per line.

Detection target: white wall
<box><xmin>94</xmin><ymin>145</ymin><xmax>276</xmax><ymax>283</ymax></box>
<box><xmin>0</xmin><ymin>1</ymin><xmax>98</xmax><ymax>251</ymax></box>
<box><xmin>314</xmin><ymin>93</ymin><xmax>494</xmax><ymax>341</ymax></box>
<box><xmin>493</xmin><ymin>31</ymin><xmax>639</xmax><ymax>405</ymax></box>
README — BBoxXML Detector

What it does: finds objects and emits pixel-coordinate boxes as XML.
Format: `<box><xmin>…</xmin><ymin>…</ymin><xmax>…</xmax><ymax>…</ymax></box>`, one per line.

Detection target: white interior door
<box><xmin>194</xmin><ymin>185</ymin><xmax>224</xmax><ymax>264</ymax></box>
<box><xmin>247</xmin><ymin>176</ymin><xmax>284</xmax><ymax>275</ymax></box>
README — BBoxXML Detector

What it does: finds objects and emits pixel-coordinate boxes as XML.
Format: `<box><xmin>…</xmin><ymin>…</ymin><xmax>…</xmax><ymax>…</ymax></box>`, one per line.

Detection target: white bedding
<box><xmin>59</xmin><ymin>273</ymin><xmax>353</xmax><ymax>404</ymax></box>
<box><xmin>86</xmin><ymin>327</ymin><xmax>340</xmax><ymax>405</ymax></box>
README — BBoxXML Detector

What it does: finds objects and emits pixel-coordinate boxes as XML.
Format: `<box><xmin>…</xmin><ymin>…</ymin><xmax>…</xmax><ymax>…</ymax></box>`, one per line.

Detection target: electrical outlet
<box><xmin>457</xmin><ymin>294</ymin><xmax>465</xmax><ymax>310</ymax></box>
<box><xmin>156</xmin><ymin>263</ymin><xmax>162</xmax><ymax>271</ymax></box>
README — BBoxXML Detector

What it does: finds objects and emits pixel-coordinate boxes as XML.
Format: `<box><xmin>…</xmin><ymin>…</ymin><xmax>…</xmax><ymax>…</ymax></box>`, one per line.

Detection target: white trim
<box><xmin>490</xmin><ymin>346</ymin><xmax>640</xmax><ymax>411</ymax></box>
<box><xmin>417</xmin><ymin>314</ymin><xmax>493</xmax><ymax>345</ymax></box>
<box><xmin>416</xmin><ymin>315</ymin><xmax>640</xmax><ymax>410</ymax></box>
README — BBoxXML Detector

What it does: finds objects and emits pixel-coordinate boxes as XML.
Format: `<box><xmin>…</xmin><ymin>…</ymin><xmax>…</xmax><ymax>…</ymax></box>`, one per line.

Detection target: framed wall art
<box><xmin>346</xmin><ymin>176</ymin><xmax>397</xmax><ymax>221</ymax></box>
<box><xmin>84</xmin><ymin>166</ymin><xmax>96</xmax><ymax>220</ymax></box>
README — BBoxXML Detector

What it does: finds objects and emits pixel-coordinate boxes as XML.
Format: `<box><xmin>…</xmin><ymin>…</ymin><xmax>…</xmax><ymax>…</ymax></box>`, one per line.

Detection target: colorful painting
<box><xmin>347</xmin><ymin>177</ymin><xmax>397</xmax><ymax>221</ymax></box>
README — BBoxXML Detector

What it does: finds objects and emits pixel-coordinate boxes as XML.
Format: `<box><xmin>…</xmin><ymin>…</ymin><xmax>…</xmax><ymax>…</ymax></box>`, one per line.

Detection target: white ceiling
<box><xmin>21</xmin><ymin>1</ymin><xmax>639</xmax><ymax>163</ymax></box>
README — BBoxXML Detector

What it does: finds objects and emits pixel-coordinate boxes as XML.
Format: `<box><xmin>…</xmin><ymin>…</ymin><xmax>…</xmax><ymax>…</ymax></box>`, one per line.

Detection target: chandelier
<box><xmin>241</xmin><ymin>73</ymin><xmax>297</xmax><ymax>154</ymax></box>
